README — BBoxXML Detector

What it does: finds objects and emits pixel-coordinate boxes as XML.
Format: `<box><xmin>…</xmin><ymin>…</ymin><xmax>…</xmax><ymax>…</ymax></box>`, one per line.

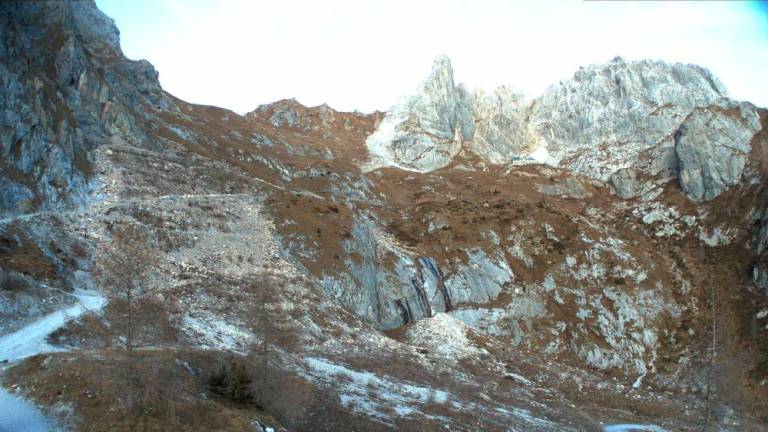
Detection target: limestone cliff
<box><xmin>365</xmin><ymin>55</ymin><xmax>474</xmax><ymax>172</ymax></box>
<box><xmin>367</xmin><ymin>56</ymin><xmax>763</xmax><ymax>203</ymax></box>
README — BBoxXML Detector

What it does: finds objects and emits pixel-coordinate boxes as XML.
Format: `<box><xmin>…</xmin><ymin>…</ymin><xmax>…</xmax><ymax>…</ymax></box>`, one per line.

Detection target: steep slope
<box><xmin>1</xmin><ymin>1</ymin><xmax>768</xmax><ymax>431</ymax></box>
<box><xmin>0</xmin><ymin>0</ymin><xmax>169</xmax><ymax>218</ymax></box>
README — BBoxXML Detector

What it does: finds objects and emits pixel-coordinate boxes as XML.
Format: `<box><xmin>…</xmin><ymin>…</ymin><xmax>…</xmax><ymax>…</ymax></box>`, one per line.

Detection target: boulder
<box><xmin>674</xmin><ymin>102</ymin><xmax>761</xmax><ymax>201</ymax></box>
<box><xmin>609</xmin><ymin>168</ymin><xmax>639</xmax><ymax>199</ymax></box>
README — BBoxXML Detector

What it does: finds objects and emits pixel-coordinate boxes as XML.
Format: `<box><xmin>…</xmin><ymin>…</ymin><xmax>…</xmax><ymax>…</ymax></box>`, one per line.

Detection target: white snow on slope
<box><xmin>603</xmin><ymin>424</ymin><xmax>669</xmax><ymax>432</ymax></box>
<box><xmin>528</xmin><ymin>146</ymin><xmax>559</xmax><ymax>166</ymax></box>
<box><xmin>0</xmin><ymin>390</ymin><xmax>60</xmax><ymax>432</ymax></box>
<box><xmin>304</xmin><ymin>357</ymin><xmax>558</xmax><ymax>430</ymax></box>
<box><xmin>181</xmin><ymin>313</ymin><xmax>252</xmax><ymax>353</ymax></box>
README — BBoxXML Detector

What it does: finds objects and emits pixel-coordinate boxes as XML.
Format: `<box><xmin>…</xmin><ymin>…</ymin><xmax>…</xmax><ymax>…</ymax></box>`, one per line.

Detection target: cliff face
<box><xmin>365</xmin><ymin>56</ymin><xmax>475</xmax><ymax>172</ymax></box>
<box><xmin>0</xmin><ymin>1</ymin><xmax>169</xmax><ymax>218</ymax></box>
<box><xmin>2</xmin><ymin>1</ymin><xmax>768</xmax><ymax>431</ymax></box>
<box><xmin>367</xmin><ymin>56</ymin><xmax>762</xmax><ymax>203</ymax></box>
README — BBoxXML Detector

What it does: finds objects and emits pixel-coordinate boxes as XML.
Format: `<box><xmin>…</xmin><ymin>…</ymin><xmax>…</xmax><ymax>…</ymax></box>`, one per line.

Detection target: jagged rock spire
<box><xmin>366</xmin><ymin>55</ymin><xmax>762</xmax><ymax>202</ymax></box>
<box><xmin>365</xmin><ymin>55</ymin><xmax>474</xmax><ymax>172</ymax></box>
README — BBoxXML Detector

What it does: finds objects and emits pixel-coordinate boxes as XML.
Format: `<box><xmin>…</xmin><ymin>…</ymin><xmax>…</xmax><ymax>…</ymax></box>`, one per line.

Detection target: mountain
<box><xmin>1</xmin><ymin>1</ymin><xmax>768</xmax><ymax>431</ymax></box>
<box><xmin>369</xmin><ymin>56</ymin><xmax>762</xmax><ymax>203</ymax></box>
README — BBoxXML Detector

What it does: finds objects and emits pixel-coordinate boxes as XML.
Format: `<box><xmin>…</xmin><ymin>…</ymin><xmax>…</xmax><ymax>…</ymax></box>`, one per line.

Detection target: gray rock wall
<box><xmin>674</xmin><ymin>102</ymin><xmax>761</xmax><ymax>201</ymax></box>
<box><xmin>0</xmin><ymin>0</ymin><xmax>167</xmax><ymax>218</ymax></box>
<box><xmin>365</xmin><ymin>55</ymin><xmax>762</xmax><ymax>202</ymax></box>
<box><xmin>365</xmin><ymin>56</ymin><xmax>474</xmax><ymax>172</ymax></box>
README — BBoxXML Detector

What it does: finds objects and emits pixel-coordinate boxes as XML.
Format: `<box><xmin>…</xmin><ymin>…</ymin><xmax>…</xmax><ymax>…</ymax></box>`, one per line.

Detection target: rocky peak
<box><xmin>365</xmin><ymin>55</ymin><xmax>762</xmax><ymax>202</ymax></box>
<box><xmin>415</xmin><ymin>55</ymin><xmax>473</xmax><ymax>140</ymax></box>
<box><xmin>250</xmin><ymin>98</ymin><xmax>307</xmax><ymax>128</ymax></box>
<box><xmin>364</xmin><ymin>55</ymin><xmax>474</xmax><ymax>172</ymax></box>
<box><xmin>69</xmin><ymin>0</ymin><xmax>122</xmax><ymax>59</ymax></box>
<box><xmin>531</xmin><ymin>59</ymin><xmax>730</xmax><ymax>170</ymax></box>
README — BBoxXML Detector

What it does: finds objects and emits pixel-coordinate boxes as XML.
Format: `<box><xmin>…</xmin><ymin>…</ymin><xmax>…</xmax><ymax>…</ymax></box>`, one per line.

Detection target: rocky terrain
<box><xmin>1</xmin><ymin>1</ymin><xmax>768</xmax><ymax>431</ymax></box>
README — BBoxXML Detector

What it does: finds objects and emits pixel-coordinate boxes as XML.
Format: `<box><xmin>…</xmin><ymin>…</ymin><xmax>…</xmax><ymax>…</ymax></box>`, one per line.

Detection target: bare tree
<box><xmin>93</xmin><ymin>222</ymin><xmax>161</xmax><ymax>352</ymax></box>
<box><xmin>699</xmin><ymin>243</ymin><xmax>718</xmax><ymax>432</ymax></box>
<box><xmin>246</xmin><ymin>272</ymin><xmax>280</xmax><ymax>409</ymax></box>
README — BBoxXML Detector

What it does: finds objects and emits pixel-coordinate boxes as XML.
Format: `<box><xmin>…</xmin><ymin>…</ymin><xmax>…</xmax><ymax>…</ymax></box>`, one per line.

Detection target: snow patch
<box><xmin>0</xmin><ymin>390</ymin><xmax>60</xmax><ymax>432</ymax></box>
<box><xmin>181</xmin><ymin>313</ymin><xmax>252</xmax><ymax>353</ymax></box>
<box><xmin>528</xmin><ymin>146</ymin><xmax>559</xmax><ymax>166</ymax></box>
<box><xmin>404</xmin><ymin>313</ymin><xmax>485</xmax><ymax>362</ymax></box>
<box><xmin>0</xmin><ymin>290</ymin><xmax>105</xmax><ymax>432</ymax></box>
<box><xmin>304</xmin><ymin>357</ymin><xmax>449</xmax><ymax>422</ymax></box>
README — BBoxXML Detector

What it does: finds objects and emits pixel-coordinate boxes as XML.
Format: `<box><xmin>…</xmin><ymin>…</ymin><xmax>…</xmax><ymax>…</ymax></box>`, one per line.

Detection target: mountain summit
<box><xmin>366</xmin><ymin>55</ymin><xmax>762</xmax><ymax>203</ymax></box>
<box><xmin>365</xmin><ymin>55</ymin><xmax>475</xmax><ymax>172</ymax></box>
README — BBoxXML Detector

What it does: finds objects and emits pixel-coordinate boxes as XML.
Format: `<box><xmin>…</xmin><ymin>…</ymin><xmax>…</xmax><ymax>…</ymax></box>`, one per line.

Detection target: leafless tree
<box><xmin>242</xmin><ymin>271</ymin><xmax>315</xmax><ymax>426</ymax></box>
<box><xmin>244</xmin><ymin>272</ymin><xmax>281</xmax><ymax>409</ymax></box>
<box><xmin>699</xmin><ymin>243</ymin><xmax>718</xmax><ymax>432</ymax></box>
<box><xmin>93</xmin><ymin>222</ymin><xmax>161</xmax><ymax>352</ymax></box>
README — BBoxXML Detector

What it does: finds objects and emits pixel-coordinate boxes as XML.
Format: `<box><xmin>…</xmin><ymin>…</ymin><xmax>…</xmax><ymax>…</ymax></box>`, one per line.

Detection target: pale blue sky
<box><xmin>94</xmin><ymin>0</ymin><xmax>768</xmax><ymax>114</ymax></box>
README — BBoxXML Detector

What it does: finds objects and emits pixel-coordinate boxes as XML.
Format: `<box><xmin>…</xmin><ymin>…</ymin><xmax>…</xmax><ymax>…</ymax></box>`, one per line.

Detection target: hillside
<box><xmin>1</xmin><ymin>1</ymin><xmax>768</xmax><ymax>431</ymax></box>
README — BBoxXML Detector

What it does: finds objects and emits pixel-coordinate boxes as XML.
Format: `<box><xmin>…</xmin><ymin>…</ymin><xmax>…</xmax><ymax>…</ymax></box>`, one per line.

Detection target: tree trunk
<box><xmin>260</xmin><ymin>297</ymin><xmax>269</xmax><ymax>407</ymax></box>
<box><xmin>127</xmin><ymin>283</ymin><xmax>133</xmax><ymax>352</ymax></box>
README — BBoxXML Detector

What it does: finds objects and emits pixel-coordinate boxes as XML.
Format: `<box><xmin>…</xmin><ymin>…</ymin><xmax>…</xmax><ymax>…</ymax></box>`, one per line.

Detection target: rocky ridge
<box><xmin>367</xmin><ymin>56</ymin><xmax>762</xmax><ymax>204</ymax></box>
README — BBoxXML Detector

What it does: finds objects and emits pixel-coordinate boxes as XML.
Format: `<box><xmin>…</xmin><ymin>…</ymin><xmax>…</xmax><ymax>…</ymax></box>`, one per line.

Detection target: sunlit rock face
<box><xmin>530</xmin><ymin>57</ymin><xmax>728</xmax><ymax>178</ymax></box>
<box><xmin>469</xmin><ymin>86</ymin><xmax>539</xmax><ymax>164</ymax></box>
<box><xmin>365</xmin><ymin>55</ymin><xmax>475</xmax><ymax>172</ymax></box>
<box><xmin>531</xmin><ymin>57</ymin><xmax>761</xmax><ymax>201</ymax></box>
<box><xmin>366</xmin><ymin>55</ymin><xmax>762</xmax><ymax>202</ymax></box>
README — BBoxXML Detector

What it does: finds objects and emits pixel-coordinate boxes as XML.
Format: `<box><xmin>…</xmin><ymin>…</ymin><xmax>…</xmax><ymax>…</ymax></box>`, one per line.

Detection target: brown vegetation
<box><xmin>92</xmin><ymin>222</ymin><xmax>162</xmax><ymax>351</ymax></box>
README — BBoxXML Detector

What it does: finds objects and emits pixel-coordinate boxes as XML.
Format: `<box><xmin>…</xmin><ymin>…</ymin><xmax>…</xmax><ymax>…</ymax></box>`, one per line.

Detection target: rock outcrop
<box><xmin>530</xmin><ymin>57</ymin><xmax>728</xmax><ymax>178</ymax></box>
<box><xmin>365</xmin><ymin>56</ymin><xmax>474</xmax><ymax>172</ymax></box>
<box><xmin>469</xmin><ymin>86</ymin><xmax>538</xmax><ymax>164</ymax></box>
<box><xmin>366</xmin><ymin>55</ymin><xmax>763</xmax><ymax>202</ymax></box>
<box><xmin>673</xmin><ymin>102</ymin><xmax>761</xmax><ymax>201</ymax></box>
<box><xmin>0</xmin><ymin>0</ymin><xmax>167</xmax><ymax>218</ymax></box>
<box><xmin>756</xmin><ymin>208</ymin><xmax>768</xmax><ymax>294</ymax></box>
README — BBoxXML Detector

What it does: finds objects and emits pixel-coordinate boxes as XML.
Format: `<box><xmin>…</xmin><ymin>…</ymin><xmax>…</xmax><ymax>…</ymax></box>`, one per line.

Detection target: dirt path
<box><xmin>0</xmin><ymin>290</ymin><xmax>105</xmax><ymax>432</ymax></box>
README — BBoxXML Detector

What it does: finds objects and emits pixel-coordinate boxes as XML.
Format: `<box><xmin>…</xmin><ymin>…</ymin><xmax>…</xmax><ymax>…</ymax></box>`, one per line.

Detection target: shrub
<box><xmin>210</xmin><ymin>356</ymin><xmax>255</xmax><ymax>405</ymax></box>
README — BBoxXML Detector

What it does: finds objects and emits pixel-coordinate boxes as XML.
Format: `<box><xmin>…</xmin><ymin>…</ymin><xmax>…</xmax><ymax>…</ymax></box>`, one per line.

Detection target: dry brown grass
<box><xmin>0</xmin><ymin>225</ymin><xmax>56</xmax><ymax>280</ymax></box>
<box><xmin>48</xmin><ymin>296</ymin><xmax>179</xmax><ymax>350</ymax></box>
<box><xmin>6</xmin><ymin>350</ymin><xmax>272</xmax><ymax>432</ymax></box>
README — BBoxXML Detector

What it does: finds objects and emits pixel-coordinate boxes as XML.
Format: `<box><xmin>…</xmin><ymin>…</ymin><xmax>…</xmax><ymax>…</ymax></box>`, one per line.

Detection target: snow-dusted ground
<box><xmin>0</xmin><ymin>390</ymin><xmax>60</xmax><ymax>432</ymax></box>
<box><xmin>603</xmin><ymin>424</ymin><xmax>669</xmax><ymax>432</ymax></box>
<box><xmin>0</xmin><ymin>290</ymin><xmax>105</xmax><ymax>432</ymax></box>
<box><xmin>181</xmin><ymin>313</ymin><xmax>252</xmax><ymax>354</ymax></box>
<box><xmin>303</xmin><ymin>356</ymin><xmax>560</xmax><ymax>430</ymax></box>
